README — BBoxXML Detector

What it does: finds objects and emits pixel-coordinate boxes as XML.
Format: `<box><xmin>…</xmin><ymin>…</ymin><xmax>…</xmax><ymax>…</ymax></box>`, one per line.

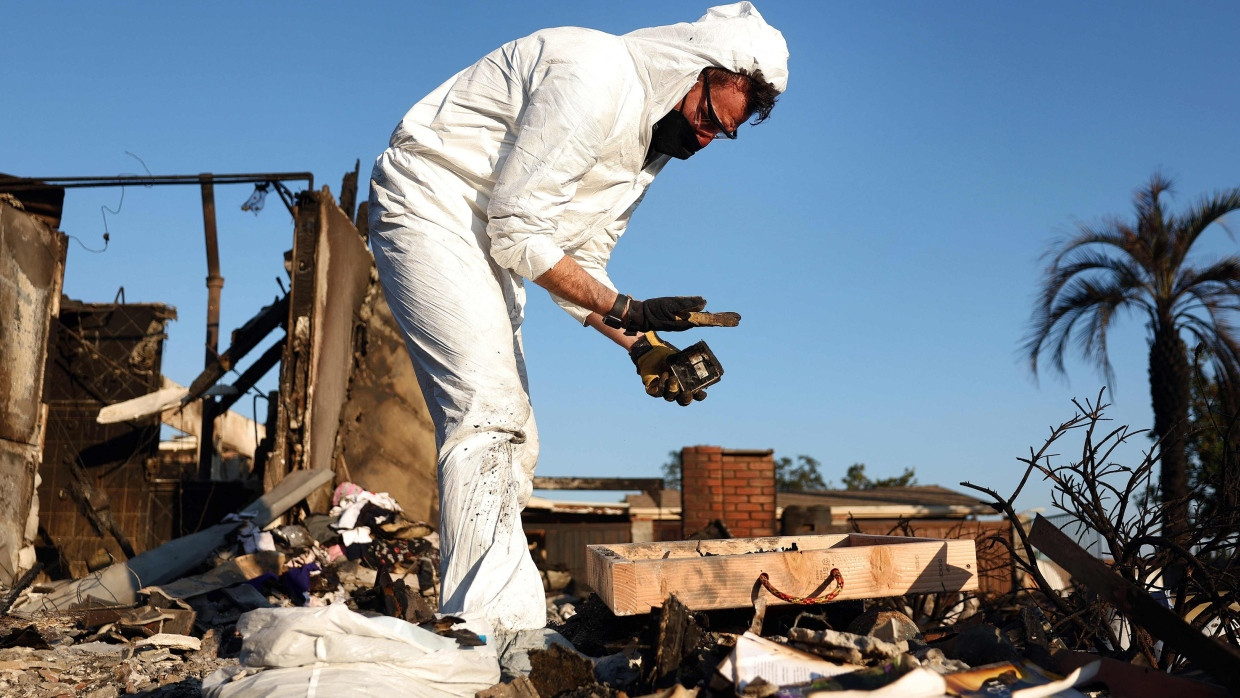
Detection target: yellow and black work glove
<box><xmin>619</xmin><ymin>295</ymin><xmax>741</xmax><ymax>333</ymax></box>
<box><xmin>628</xmin><ymin>331</ymin><xmax>707</xmax><ymax>406</ymax></box>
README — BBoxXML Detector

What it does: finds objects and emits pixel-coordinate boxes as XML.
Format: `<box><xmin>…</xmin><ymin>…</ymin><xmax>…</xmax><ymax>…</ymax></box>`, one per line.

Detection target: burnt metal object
<box><xmin>199</xmin><ymin>174</ymin><xmax>222</xmax><ymax>480</ymax></box>
<box><xmin>667</xmin><ymin>341</ymin><xmax>724</xmax><ymax>393</ymax></box>
<box><xmin>2</xmin><ymin>172</ymin><xmax>314</xmax><ymax>190</ymax></box>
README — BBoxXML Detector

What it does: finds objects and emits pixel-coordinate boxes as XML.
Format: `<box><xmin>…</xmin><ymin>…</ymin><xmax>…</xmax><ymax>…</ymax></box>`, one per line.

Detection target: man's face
<box><xmin>680</xmin><ymin>75</ymin><xmax>748</xmax><ymax>149</ymax></box>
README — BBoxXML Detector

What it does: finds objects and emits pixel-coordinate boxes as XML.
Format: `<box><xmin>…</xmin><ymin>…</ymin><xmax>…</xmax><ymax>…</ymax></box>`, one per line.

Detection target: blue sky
<box><xmin>5</xmin><ymin>1</ymin><xmax>1239</xmax><ymax>514</ymax></box>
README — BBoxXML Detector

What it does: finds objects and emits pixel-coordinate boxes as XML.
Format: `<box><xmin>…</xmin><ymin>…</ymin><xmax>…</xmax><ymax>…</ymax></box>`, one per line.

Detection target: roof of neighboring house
<box><xmin>777</xmin><ymin>485</ymin><xmax>991</xmax><ymax>511</ymax></box>
<box><xmin>626</xmin><ymin>485</ymin><xmax>994</xmax><ymax>516</ymax></box>
<box><xmin>524</xmin><ymin>495</ymin><xmax>628</xmax><ymax>515</ymax></box>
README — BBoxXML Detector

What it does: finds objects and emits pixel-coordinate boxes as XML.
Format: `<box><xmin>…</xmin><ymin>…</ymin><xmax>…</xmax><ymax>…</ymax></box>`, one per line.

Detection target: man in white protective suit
<box><xmin>368</xmin><ymin>2</ymin><xmax>788</xmax><ymax>641</ymax></box>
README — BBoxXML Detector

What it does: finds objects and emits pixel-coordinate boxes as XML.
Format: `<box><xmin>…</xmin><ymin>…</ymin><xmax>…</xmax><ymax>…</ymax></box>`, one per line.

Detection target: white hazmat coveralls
<box><xmin>369</xmin><ymin>2</ymin><xmax>788</xmax><ymax>632</ymax></box>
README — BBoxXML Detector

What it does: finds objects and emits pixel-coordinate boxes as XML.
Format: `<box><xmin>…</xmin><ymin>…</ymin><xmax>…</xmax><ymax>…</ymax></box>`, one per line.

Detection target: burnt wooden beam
<box><xmin>66</xmin><ymin>460</ymin><xmax>136</xmax><ymax>560</ymax></box>
<box><xmin>184</xmin><ymin>294</ymin><xmax>289</xmax><ymax>404</ymax></box>
<box><xmin>0</xmin><ymin>563</ymin><xmax>43</xmax><ymax>615</ymax></box>
<box><xmin>650</xmin><ymin>594</ymin><xmax>702</xmax><ymax>688</ymax></box>
<box><xmin>339</xmin><ymin>160</ymin><xmax>359</xmax><ymax>221</ymax></box>
<box><xmin>1029</xmin><ymin>514</ymin><xmax>1240</xmax><ymax>694</ymax></box>
<box><xmin>531</xmin><ymin>476</ymin><xmax>665</xmax><ymax>494</ymax></box>
<box><xmin>216</xmin><ymin>336</ymin><xmax>285</xmax><ymax>413</ymax></box>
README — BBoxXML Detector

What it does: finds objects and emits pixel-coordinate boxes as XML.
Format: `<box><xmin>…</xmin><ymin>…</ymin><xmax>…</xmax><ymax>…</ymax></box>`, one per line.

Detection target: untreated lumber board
<box><xmin>587</xmin><ymin>533</ymin><xmax>977</xmax><ymax>616</ymax></box>
<box><xmin>98</xmin><ymin>377</ymin><xmax>266</xmax><ymax>457</ymax></box>
<box><xmin>96</xmin><ymin>386</ymin><xmax>187</xmax><ymax>424</ymax></box>
<box><xmin>1029</xmin><ymin>515</ymin><xmax>1240</xmax><ymax>695</ymax></box>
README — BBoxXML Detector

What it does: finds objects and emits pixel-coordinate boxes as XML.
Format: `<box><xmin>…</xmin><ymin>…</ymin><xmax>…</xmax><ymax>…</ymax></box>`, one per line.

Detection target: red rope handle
<box><xmin>757</xmin><ymin>568</ymin><xmax>844</xmax><ymax>604</ymax></box>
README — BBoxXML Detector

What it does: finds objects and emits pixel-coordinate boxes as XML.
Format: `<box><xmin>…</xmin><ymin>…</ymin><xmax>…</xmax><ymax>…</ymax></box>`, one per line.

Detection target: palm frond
<box><xmin>1173</xmin><ymin>188</ymin><xmax>1240</xmax><ymax>256</ymax></box>
<box><xmin>1049</xmin><ymin>219</ymin><xmax>1139</xmax><ymax>269</ymax></box>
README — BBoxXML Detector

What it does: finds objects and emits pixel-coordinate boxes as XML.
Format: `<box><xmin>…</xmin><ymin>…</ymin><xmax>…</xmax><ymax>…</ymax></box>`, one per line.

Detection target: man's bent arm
<box><xmin>533</xmin><ymin>256</ymin><xmax>637</xmax><ymax>350</ymax></box>
<box><xmin>585</xmin><ymin>313</ymin><xmax>639</xmax><ymax>350</ymax></box>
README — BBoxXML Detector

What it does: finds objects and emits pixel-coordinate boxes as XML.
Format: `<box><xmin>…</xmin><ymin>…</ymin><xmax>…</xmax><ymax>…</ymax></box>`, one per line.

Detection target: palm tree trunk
<box><xmin>1149</xmin><ymin>319</ymin><xmax>1191</xmax><ymax>536</ymax></box>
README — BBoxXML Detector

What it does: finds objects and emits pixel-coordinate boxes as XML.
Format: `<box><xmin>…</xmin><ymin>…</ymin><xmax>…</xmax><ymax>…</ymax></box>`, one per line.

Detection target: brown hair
<box><xmin>703</xmin><ymin>66</ymin><xmax>780</xmax><ymax>125</ymax></box>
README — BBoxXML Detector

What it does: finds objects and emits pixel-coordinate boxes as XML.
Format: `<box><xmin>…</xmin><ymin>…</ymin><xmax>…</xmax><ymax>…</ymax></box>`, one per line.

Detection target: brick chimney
<box><xmin>680</xmin><ymin>446</ymin><xmax>777</xmax><ymax>539</ymax></box>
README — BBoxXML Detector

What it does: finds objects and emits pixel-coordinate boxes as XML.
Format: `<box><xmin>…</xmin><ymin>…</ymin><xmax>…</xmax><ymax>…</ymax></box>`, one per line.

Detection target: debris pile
<box><xmin>519</xmin><ymin>589</ymin><xmax>1230</xmax><ymax>698</ymax></box>
<box><xmin>0</xmin><ymin>479</ymin><xmax>443</xmax><ymax>697</ymax></box>
<box><xmin>1</xmin><ymin>474</ymin><xmax>1236</xmax><ymax>697</ymax></box>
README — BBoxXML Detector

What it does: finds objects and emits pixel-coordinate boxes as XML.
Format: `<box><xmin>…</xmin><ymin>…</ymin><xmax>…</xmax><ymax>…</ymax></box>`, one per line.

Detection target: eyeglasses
<box><xmin>702</xmin><ymin>76</ymin><xmax>738</xmax><ymax>140</ymax></box>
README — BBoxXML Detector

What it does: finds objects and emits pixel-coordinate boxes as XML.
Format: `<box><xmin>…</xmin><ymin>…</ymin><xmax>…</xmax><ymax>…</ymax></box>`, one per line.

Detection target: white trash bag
<box><xmin>202</xmin><ymin>604</ymin><xmax>499</xmax><ymax>698</ymax></box>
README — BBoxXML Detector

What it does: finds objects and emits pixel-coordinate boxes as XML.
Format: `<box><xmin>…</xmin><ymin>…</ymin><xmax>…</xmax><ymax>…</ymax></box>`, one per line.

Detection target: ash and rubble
<box><xmin>0</xmin><ymin>482</ymin><xmax>446</xmax><ymax>697</ymax></box>
<box><xmin>0</xmin><ymin>482</ymin><xmax>1224</xmax><ymax>698</ymax></box>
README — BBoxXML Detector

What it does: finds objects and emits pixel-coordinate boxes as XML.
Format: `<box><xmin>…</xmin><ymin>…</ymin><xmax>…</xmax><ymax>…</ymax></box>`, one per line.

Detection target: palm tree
<box><xmin>1025</xmin><ymin>174</ymin><xmax>1240</xmax><ymax>532</ymax></box>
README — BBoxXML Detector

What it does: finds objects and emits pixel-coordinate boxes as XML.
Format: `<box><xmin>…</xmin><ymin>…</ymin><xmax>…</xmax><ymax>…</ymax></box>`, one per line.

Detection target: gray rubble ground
<box><xmin>0</xmin><ymin>626</ymin><xmax>237</xmax><ymax>698</ymax></box>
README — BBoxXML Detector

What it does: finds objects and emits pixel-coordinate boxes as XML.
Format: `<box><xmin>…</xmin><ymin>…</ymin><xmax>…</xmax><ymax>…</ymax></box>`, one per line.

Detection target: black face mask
<box><xmin>646</xmin><ymin>109</ymin><xmax>704</xmax><ymax>163</ymax></box>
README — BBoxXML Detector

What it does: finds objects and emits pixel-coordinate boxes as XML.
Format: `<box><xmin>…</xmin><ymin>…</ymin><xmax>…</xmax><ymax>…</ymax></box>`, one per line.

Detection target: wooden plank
<box><xmin>1029</xmin><ymin>515</ymin><xmax>1240</xmax><ymax>695</ymax></box>
<box><xmin>160</xmin><ymin>379</ymin><xmax>266</xmax><ymax>458</ymax></box>
<box><xmin>588</xmin><ymin>533</ymin><xmax>977</xmax><ymax>616</ymax></box>
<box><xmin>97</xmin><ymin>376</ymin><xmax>265</xmax><ymax>458</ymax></box>
<box><xmin>96</xmin><ymin>386</ymin><xmax>188</xmax><ymax>424</ymax></box>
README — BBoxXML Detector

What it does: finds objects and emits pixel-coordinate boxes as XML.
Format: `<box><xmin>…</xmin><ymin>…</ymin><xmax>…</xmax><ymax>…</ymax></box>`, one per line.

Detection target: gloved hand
<box><xmin>621</xmin><ymin>296</ymin><xmax>741</xmax><ymax>333</ymax></box>
<box><xmin>629</xmin><ymin>331</ymin><xmax>707</xmax><ymax>406</ymax></box>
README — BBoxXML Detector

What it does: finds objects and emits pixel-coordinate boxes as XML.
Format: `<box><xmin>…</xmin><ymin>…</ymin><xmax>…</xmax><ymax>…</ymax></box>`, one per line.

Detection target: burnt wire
<box><xmin>73</xmin><ymin>151</ymin><xmax>157</xmax><ymax>254</ymax></box>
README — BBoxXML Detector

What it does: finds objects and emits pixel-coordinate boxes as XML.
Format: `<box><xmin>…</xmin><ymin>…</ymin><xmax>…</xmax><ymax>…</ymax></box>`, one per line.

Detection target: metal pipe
<box><xmin>199</xmin><ymin>174</ymin><xmax>222</xmax><ymax>481</ymax></box>
<box><xmin>3</xmin><ymin>172</ymin><xmax>314</xmax><ymax>190</ymax></box>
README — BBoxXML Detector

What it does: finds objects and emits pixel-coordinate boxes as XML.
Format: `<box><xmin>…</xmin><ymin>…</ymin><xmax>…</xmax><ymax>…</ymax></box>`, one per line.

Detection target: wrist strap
<box><xmin>603</xmin><ymin>294</ymin><xmax>630</xmax><ymax>329</ymax></box>
<box><xmin>629</xmin><ymin>333</ymin><xmax>654</xmax><ymax>362</ymax></box>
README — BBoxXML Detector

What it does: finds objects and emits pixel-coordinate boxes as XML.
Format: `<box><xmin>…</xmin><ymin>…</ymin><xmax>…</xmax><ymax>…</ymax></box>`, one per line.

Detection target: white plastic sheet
<box><xmin>201</xmin><ymin>604</ymin><xmax>499</xmax><ymax>698</ymax></box>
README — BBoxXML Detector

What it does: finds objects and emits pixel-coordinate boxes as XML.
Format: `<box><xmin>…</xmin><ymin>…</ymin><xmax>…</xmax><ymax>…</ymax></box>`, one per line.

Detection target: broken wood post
<box><xmin>650</xmin><ymin>593</ymin><xmax>702</xmax><ymax>688</ymax></box>
<box><xmin>1029</xmin><ymin>514</ymin><xmax>1240</xmax><ymax>694</ymax></box>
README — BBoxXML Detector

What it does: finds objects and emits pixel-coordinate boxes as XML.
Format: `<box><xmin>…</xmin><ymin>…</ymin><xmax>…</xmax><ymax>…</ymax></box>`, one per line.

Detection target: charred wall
<box><xmin>0</xmin><ymin>201</ymin><xmax>67</xmax><ymax>585</ymax></box>
<box><xmin>39</xmin><ymin>300</ymin><xmax>176</xmax><ymax>577</ymax></box>
<box><xmin>267</xmin><ymin>189</ymin><xmax>438</xmax><ymax>522</ymax></box>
